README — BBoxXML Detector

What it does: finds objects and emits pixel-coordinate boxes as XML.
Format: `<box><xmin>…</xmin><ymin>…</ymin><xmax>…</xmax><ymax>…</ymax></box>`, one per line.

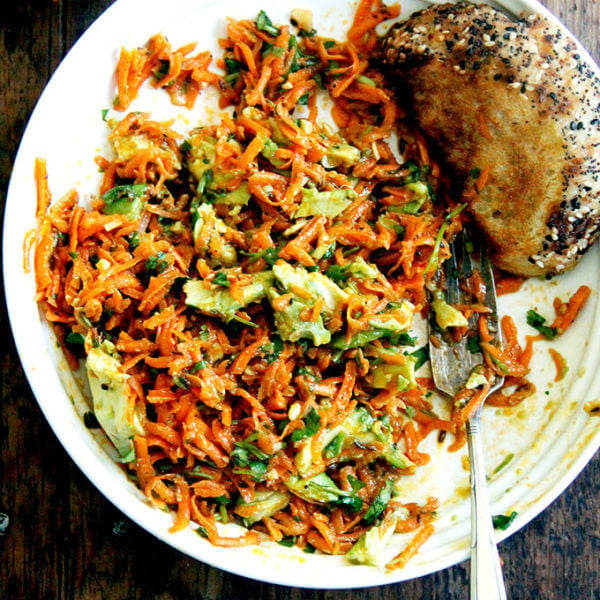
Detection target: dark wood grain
<box><xmin>1</xmin><ymin>1</ymin><xmax>598</xmax><ymax>598</ymax></box>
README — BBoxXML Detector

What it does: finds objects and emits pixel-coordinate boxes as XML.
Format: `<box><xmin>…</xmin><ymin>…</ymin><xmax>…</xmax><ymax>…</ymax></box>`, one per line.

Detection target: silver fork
<box><xmin>428</xmin><ymin>230</ymin><xmax>507</xmax><ymax>600</ymax></box>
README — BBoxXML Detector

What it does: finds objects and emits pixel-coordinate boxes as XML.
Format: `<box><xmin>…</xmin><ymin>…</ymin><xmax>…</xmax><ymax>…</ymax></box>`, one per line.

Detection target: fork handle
<box><xmin>467</xmin><ymin>415</ymin><xmax>508</xmax><ymax>600</ymax></box>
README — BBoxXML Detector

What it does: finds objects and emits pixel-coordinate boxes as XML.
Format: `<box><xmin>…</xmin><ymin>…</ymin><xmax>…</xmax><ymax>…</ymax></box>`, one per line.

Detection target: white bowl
<box><xmin>4</xmin><ymin>0</ymin><xmax>600</xmax><ymax>588</ymax></box>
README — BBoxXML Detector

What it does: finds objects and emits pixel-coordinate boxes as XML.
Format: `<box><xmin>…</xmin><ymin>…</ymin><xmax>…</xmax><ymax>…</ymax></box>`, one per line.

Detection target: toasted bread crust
<box><xmin>379</xmin><ymin>1</ymin><xmax>600</xmax><ymax>276</ymax></box>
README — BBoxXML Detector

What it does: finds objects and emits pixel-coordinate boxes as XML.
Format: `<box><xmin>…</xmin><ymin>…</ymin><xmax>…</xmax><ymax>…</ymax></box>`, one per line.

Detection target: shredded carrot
<box><xmin>551</xmin><ymin>285</ymin><xmax>591</xmax><ymax>333</ymax></box>
<box><xmin>386</xmin><ymin>523</ymin><xmax>435</xmax><ymax>571</ymax></box>
<box><xmin>548</xmin><ymin>347</ymin><xmax>568</xmax><ymax>382</ymax></box>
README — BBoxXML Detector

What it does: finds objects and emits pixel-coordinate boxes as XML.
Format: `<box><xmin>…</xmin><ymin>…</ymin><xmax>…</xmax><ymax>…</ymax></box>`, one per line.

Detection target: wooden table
<box><xmin>1</xmin><ymin>1</ymin><xmax>598</xmax><ymax>598</ymax></box>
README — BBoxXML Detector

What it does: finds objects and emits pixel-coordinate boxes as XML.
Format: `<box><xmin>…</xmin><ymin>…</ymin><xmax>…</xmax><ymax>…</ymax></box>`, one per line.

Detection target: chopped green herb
<box><xmin>256</xmin><ymin>10</ymin><xmax>280</xmax><ymax>37</ymax></box>
<box><xmin>323</xmin><ymin>432</ymin><xmax>345</xmax><ymax>458</ymax></box>
<box><xmin>290</xmin><ymin>407</ymin><xmax>321</xmax><ymax>442</ymax></box>
<box><xmin>195</xmin><ymin>526</ymin><xmax>209</xmax><ymax>538</ymax></box>
<box><xmin>186</xmin><ymin>465</ymin><xmax>216</xmax><ymax>479</ymax></box>
<box><xmin>363</xmin><ymin>478</ymin><xmax>394</xmax><ymax>525</ymax></box>
<box><xmin>334</xmin><ymin>494</ymin><xmax>363</xmax><ymax>513</ymax></box>
<box><xmin>145</xmin><ymin>251</ymin><xmax>168</xmax><ymax>274</ymax></box>
<box><xmin>151</xmin><ymin>59</ymin><xmax>170</xmax><ymax>81</ymax></box>
<box><xmin>263</xmin><ymin>43</ymin><xmax>285</xmax><ymax>57</ymax></box>
<box><xmin>325</xmin><ymin>264</ymin><xmax>348</xmax><ymax>282</ymax></box>
<box><xmin>261</xmin><ymin>336</ymin><xmax>284</xmax><ymax>363</ymax></box>
<box><xmin>127</xmin><ymin>231</ymin><xmax>141</xmax><ymax>250</ymax></box>
<box><xmin>466</xmin><ymin>333</ymin><xmax>481</xmax><ymax>353</ymax></box>
<box><xmin>526</xmin><ymin>309</ymin><xmax>558</xmax><ymax>340</ymax></box>
<box><xmin>411</xmin><ymin>346</ymin><xmax>429</xmax><ymax>370</ymax></box>
<box><xmin>492</xmin><ymin>511</ymin><xmax>517</xmax><ymax>530</ymax></box>
<box><xmin>66</xmin><ymin>331</ymin><xmax>85</xmax><ymax>346</ymax></box>
<box><xmin>213</xmin><ymin>271</ymin><xmax>231</xmax><ymax>287</ymax></box>
<box><xmin>225</xmin><ymin>57</ymin><xmax>245</xmax><ymax>75</ymax></box>
<box><xmin>243</xmin><ymin>245</ymin><xmax>280</xmax><ymax>266</ymax></box>
<box><xmin>297</xmin><ymin>92</ymin><xmax>310</xmax><ymax>105</ymax></box>
<box><xmin>233</xmin><ymin>433</ymin><xmax>271</xmax><ymax>462</ymax></box>
<box><xmin>348</xmin><ymin>475</ymin><xmax>366</xmax><ymax>493</ymax></box>
<box><xmin>232</xmin><ymin>461</ymin><xmax>268</xmax><ymax>481</ymax></box>
<box><xmin>278</xmin><ymin>535</ymin><xmax>298</xmax><ymax>547</ymax></box>
<box><xmin>231</xmin><ymin>435</ymin><xmax>270</xmax><ymax>482</ymax></box>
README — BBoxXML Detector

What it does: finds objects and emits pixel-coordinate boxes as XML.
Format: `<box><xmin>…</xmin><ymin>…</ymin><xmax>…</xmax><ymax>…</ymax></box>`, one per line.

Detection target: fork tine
<box><xmin>480</xmin><ymin>241</ymin><xmax>501</xmax><ymax>339</ymax></box>
<box><xmin>428</xmin><ymin>227</ymin><xmax>502</xmax><ymax>398</ymax></box>
<box><xmin>445</xmin><ymin>243</ymin><xmax>460</xmax><ymax>304</ymax></box>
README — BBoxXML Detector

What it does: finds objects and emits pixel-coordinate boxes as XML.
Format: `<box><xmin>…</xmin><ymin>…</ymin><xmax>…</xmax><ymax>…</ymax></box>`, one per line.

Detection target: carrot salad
<box><xmin>31</xmin><ymin>1</ymin><xmax>590</xmax><ymax>569</ymax></box>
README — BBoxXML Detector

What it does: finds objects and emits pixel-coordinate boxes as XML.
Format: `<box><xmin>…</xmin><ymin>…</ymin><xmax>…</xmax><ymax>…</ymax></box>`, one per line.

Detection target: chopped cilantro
<box><xmin>66</xmin><ymin>331</ymin><xmax>85</xmax><ymax>346</ymax></box>
<box><xmin>362</xmin><ymin>478</ymin><xmax>394</xmax><ymax>525</ymax></box>
<box><xmin>323</xmin><ymin>432</ymin><xmax>345</xmax><ymax>458</ymax></box>
<box><xmin>127</xmin><ymin>231</ymin><xmax>141</xmax><ymax>250</ymax></box>
<box><xmin>213</xmin><ymin>271</ymin><xmax>231</xmax><ymax>287</ymax></box>
<box><xmin>145</xmin><ymin>251</ymin><xmax>168</xmax><ymax>274</ymax></box>
<box><xmin>492</xmin><ymin>511</ymin><xmax>517</xmax><ymax>530</ymax></box>
<box><xmin>466</xmin><ymin>333</ymin><xmax>481</xmax><ymax>353</ymax></box>
<box><xmin>290</xmin><ymin>407</ymin><xmax>321</xmax><ymax>442</ymax></box>
<box><xmin>261</xmin><ymin>336</ymin><xmax>284</xmax><ymax>363</ymax></box>
<box><xmin>411</xmin><ymin>346</ymin><xmax>430</xmax><ymax>370</ymax></box>
<box><xmin>232</xmin><ymin>461</ymin><xmax>268</xmax><ymax>482</ymax></box>
<box><xmin>325</xmin><ymin>264</ymin><xmax>348</xmax><ymax>282</ymax></box>
<box><xmin>256</xmin><ymin>10</ymin><xmax>280</xmax><ymax>37</ymax></box>
<box><xmin>244</xmin><ymin>246</ymin><xmax>280</xmax><ymax>266</ymax></box>
<box><xmin>526</xmin><ymin>309</ymin><xmax>558</xmax><ymax>339</ymax></box>
<box><xmin>278</xmin><ymin>535</ymin><xmax>298</xmax><ymax>547</ymax></box>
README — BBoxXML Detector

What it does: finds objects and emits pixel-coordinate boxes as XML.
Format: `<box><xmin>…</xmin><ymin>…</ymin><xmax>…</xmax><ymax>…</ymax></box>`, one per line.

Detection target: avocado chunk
<box><xmin>331</xmin><ymin>300</ymin><xmax>414</xmax><ymax>350</ymax></box>
<box><xmin>101</xmin><ymin>184</ymin><xmax>150</xmax><ymax>221</ymax></box>
<box><xmin>267</xmin><ymin>261</ymin><xmax>349</xmax><ymax>346</ymax></box>
<box><xmin>187</xmin><ymin>135</ymin><xmax>251</xmax><ymax>208</ymax></box>
<box><xmin>345</xmin><ymin>511</ymin><xmax>407</xmax><ymax>567</ymax></box>
<box><xmin>430</xmin><ymin>289</ymin><xmax>469</xmax><ymax>329</ymax></box>
<box><xmin>184</xmin><ymin>271</ymin><xmax>274</xmax><ymax>321</ymax></box>
<box><xmin>295</xmin><ymin>187</ymin><xmax>357</xmax><ymax>219</ymax></box>
<box><xmin>370</xmin><ymin>354</ymin><xmax>418</xmax><ymax>392</ymax></box>
<box><xmin>233</xmin><ymin>490</ymin><xmax>292</xmax><ymax>525</ymax></box>
<box><xmin>85</xmin><ymin>341</ymin><xmax>144</xmax><ymax>458</ymax></box>
<box><xmin>294</xmin><ymin>405</ymin><xmax>413</xmax><ymax>476</ymax></box>
<box><xmin>192</xmin><ymin>203</ymin><xmax>238</xmax><ymax>267</ymax></box>
<box><xmin>321</xmin><ymin>143</ymin><xmax>361</xmax><ymax>169</ymax></box>
<box><xmin>285</xmin><ymin>472</ymin><xmax>348</xmax><ymax>504</ymax></box>
<box><xmin>187</xmin><ymin>136</ymin><xmax>217</xmax><ymax>183</ymax></box>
